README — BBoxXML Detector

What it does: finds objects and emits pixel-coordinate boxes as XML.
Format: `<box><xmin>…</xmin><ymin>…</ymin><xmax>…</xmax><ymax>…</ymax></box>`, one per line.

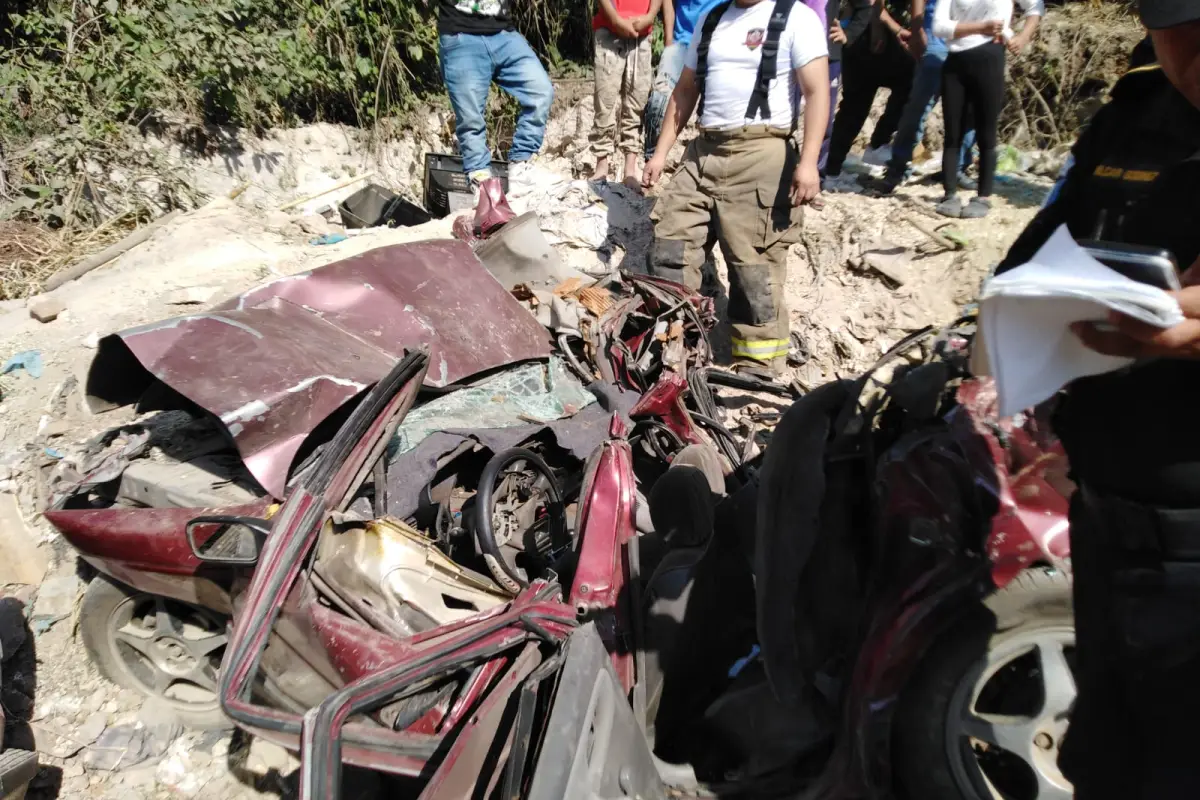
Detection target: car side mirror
<box><xmin>185</xmin><ymin>515</ymin><xmax>271</xmax><ymax>565</ymax></box>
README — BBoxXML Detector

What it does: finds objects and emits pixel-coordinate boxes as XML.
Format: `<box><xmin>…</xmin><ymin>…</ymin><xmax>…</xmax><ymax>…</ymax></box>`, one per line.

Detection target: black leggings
<box><xmin>824</xmin><ymin>35</ymin><xmax>914</xmax><ymax>177</ymax></box>
<box><xmin>941</xmin><ymin>42</ymin><xmax>1005</xmax><ymax>197</ymax></box>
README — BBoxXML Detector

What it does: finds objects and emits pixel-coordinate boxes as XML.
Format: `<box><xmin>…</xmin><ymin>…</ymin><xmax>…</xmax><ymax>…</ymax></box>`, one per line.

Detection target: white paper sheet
<box><xmin>977</xmin><ymin>225</ymin><xmax>1184</xmax><ymax>417</ymax></box>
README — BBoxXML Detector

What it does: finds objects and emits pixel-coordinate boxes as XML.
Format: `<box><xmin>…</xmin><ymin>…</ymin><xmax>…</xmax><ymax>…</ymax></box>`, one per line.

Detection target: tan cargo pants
<box><xmin>591</xmin><ymin>28</ymin><xmax>653</xmax><ymax>159</ymax></box>
<box><xmin>649</xmin><ymin>127</ymin><xmax>802</xmax><ymax>372</ymax></box>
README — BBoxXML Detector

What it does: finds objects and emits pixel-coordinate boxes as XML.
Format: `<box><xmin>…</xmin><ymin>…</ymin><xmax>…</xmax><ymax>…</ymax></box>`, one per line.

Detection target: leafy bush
<box><xmin>0</xmin><ymin>0</ymin><xmax>590</xmax><ymax>228</ymax></box>
<box><xmin>1</xmin><ymin>0</ymin><xmax>587</xmax><ymax>135</ymax></box>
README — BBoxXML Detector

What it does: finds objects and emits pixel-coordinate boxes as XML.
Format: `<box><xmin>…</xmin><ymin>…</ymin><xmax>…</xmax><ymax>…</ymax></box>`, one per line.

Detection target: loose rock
<box><xmin>32</xmin><ymin>721</ymin><xmax>90</xmax><ymax>759</ymax></box>
<box><xmin>77</xmin><ymin>711</ymin><xmax>109</xmax><ymax>746</ymax></box>
<box><xmin>296</xmin><ymin>215</ymin><xmax>333</xmax><ymax>236</ymax></box>
<box><xmin>0</xmin><ymin>495</ymin><xmax>49</xmax><ymax>586</ymax></box>
<box><xmin>27</xmin><ymin>294</ymin><xmax>66</xmax><ymax>323</ymax></box>
<box><xmin>82</xmin><ymin>721</ymin><xmax>181</xmax><ymax>771</ymax></box>
<box><xmin>30</xmin><ymin>573</ymin><xmax>82</xmax><ymax>629</ymax></box>
<box><xmin>861</xmin><ymin>243</ymin><xmax>912</xmax><ymax>287</ymax></box>
<box><xmin>243</xmin><ymin>736</ymin><xmax>298</xmax><ymax>778</ymax></box>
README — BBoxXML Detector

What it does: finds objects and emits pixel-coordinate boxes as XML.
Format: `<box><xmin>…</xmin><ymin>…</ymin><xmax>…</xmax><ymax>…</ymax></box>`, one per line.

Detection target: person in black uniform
<box><xmin>994</xmin><ymin>2</ymin><xmax>1200</xmax><ymax>797</ymax></box>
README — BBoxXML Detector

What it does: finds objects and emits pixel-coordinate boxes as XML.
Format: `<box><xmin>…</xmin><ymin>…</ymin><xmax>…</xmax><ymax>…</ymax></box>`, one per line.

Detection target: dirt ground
<box><xmin>0</xmin><ymin>86</ymin><xmax>1054</xmax><ymax>798</ymax></box>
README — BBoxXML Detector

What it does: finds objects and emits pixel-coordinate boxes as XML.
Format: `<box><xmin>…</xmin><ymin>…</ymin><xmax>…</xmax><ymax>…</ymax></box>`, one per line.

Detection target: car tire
<box><xmin>80</xmin><ymin>575</ymin><xmax>232</xmax><ymax>730</ymax></box>
<box><xmin>894</xmin><ymin>568</ymin><xmax>1075</xmax><ymax>800</ymax></box>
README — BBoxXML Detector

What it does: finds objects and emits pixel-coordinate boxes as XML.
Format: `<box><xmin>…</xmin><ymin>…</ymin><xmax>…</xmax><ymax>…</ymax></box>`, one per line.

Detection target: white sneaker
<box><xmin>508</xmin><ymin>161</ymin><xmax>531</xmax><ymax>182</ymax></box>
<box><xmin>507</xmin><ymin>159</ymin><xmax>541</xmax><ymax>199</ymax></box>
<box><xmin>822</xmin><ymin>173</ymin><xmax>864</xmax><ymax>194</ymax></box>
<box><xmin>863</xmin><ymin>145</ymin><xmax>892</xmax><ymax>167</ymax></box>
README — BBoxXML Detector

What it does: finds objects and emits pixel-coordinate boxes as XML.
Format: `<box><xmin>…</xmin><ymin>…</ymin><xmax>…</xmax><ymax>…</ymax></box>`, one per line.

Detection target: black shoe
<box><xmin>936</xmin><ymin>194</ymin><xmax>965</xmax><ymax>218</ymax></box>
<box><xmin>730</xmin><ymin>360</ymin><xmax>778</xmax><ymax>381</ymax></box>
<box><xmin>961</xmin><ymin>196</ymin><xmax>992</xmax><ymax>218</ymax></box>
<box><xmin>863</xmin><ymin>176</ymin><xmax>900</xmax><ymax>196</ymax></box>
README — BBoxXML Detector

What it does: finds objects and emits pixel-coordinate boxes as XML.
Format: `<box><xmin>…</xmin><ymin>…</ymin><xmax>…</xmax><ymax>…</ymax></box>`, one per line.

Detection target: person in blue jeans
<box><xmin>869</xmin><ymin>0</ymin><xmax>976</xmax><ymax>194</ymax></box>
<box><xmin>642</xmin><ymin>0</ymin><xmax>724</xmax><ymax>161</ymax></box>
<box><xmin>437</xmin><ymin>0</ymin><xmax>554</xmax><ymax>189</ymax></box>
<box><xmin>643</xmin><ymin>0</ymin><xmax>825</xmax><ymax>161</ymax></box>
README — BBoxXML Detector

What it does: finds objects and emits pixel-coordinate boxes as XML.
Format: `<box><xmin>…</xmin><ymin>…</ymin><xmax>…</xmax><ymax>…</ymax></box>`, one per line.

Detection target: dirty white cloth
<box><xmin>508</xmin><ymin>169</ymin><xmax>655</xmax><ymax>259</ymax></box>
<box><xmin>975</xmin><ymin>225</ymin><xmax>1183</xmax><ymax>417</ymax></box>
<box><xmin>932</xmin><ymin>0</ymin><xmax>1044</xmax><ymax>52</ymax></box>
<box><xmin>684</xmin><ymin>0</ymin><xmax>827</xmax><ymax>130</ymax></box>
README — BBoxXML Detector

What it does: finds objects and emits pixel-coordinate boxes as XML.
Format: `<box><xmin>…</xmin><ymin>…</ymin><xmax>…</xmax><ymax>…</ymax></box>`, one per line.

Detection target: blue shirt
<box><xmin>924</xmin><ymin>0</ymin><xmax>947</xmax><ymax>49</ymax></box>
<box><xmin>673</xmin><ymin>0</ymin><xmax>727</xmax><ymax>47</ymax></box>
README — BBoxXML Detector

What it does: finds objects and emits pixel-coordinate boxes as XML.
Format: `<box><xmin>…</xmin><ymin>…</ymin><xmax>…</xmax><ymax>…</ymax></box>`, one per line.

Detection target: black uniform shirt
<box><xmin>997</xmin><ymin>62</ymin><xmax>1200</xmax><ymax>506</ymax></box>
<box><xmin>438</xmin><ymin>0</ymin><xmax>514</xmax><ymax>36</ymax></box>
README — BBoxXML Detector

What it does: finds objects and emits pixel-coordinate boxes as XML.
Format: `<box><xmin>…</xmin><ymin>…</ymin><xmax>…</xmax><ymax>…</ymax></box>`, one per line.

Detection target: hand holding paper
<box><xmin>974</xmin><ymin>225</ymin><xmax>1185</xmax><ymax>417</ymax></box>
<box><xmin>1071</xmin><ymin>276</ymin><xmax>1200</xmax><ymax>360</ymax></box>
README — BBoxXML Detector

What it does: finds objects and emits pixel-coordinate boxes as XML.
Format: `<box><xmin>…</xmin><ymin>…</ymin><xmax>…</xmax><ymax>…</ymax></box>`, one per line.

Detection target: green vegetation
<box><xmin>0</xmin><ymin>0</ymin><xmax>591</xmax><ymax>227</ymax></box>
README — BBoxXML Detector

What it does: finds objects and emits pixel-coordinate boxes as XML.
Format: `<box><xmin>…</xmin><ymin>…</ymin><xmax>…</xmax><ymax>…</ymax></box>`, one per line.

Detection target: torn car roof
<box><xmin>85</xmin><ymin>240</ymin><xmax>551</xmax><ymax>497</ymax></box>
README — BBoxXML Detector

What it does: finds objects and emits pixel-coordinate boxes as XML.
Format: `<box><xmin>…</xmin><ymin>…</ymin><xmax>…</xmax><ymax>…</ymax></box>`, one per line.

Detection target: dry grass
<box><xmin>0</xmin><ymin>217</ymin><xmax>135</xmax><ymax>300</ymax></box>
<box><xmin>1002</xmin><ymin>2</ymin><xmax>1144</xmax><ymax>150</ymax></box>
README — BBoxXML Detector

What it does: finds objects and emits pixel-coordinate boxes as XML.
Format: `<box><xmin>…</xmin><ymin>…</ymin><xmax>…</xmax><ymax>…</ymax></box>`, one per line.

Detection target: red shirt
<box><xmin>592</xmin><ymin>0</ymin><xmax>653</xmax><ymax>35</ymax></box>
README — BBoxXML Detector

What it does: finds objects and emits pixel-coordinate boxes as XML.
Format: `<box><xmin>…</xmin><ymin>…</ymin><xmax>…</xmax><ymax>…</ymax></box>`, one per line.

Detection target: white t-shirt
<box><xmin>931</xmin><ymin>0</ymin><xmax>1045</xmax><ymax>53</ymax></box>
<box><xmin>684</xmin><ymin>0</ymin><xmax>828</xmax><ymax>131</ymax></box>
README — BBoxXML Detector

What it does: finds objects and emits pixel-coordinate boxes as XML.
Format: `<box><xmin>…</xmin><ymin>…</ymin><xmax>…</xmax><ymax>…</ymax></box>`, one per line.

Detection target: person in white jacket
<box><xmin>931</xmin><ymin>0</ymin><xmax>1042</xmax><ymax>218</ymax></box>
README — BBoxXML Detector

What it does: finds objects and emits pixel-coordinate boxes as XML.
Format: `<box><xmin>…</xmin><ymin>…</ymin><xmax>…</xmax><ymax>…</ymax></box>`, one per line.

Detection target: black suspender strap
<box><xmin>745</xmin><ymin>0</ymin><xmax>799</xmax><ymax>123</ymax></box>
<box><xmin>695</xmin><ymin>0</ymin><xmax>733</xmax><ymax>120</ymax></box>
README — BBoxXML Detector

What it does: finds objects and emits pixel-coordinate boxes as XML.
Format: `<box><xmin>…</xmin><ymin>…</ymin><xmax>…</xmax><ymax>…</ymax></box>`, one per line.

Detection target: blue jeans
<box><xmin>642</xmin><ymin>41</ymin><xmax>689</xmax><ymax>160</ymax></box>
<box><xmin>439</xmin><ymin>31</ymin><xmax>554</xmax><ymax>174</ymax></box>
<box><xmin>886</xmin><ymin>39</ymin><xmax>976</xmax><ymax>183</ymax></box>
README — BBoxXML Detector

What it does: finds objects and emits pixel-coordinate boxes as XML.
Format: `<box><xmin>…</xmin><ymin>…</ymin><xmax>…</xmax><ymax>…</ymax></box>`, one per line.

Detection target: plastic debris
<box><xmin>309</xmin><ymin>233</ymin><xmax>348</xmax><ymax>246</ymax></box>
<box><xmin>728</xmin><ymin>644</ymin><xmax>761</xmax><ymax>678</ymax></box>
<box><xmin>1</xmin><ymin>350</ymin><xmax>43</xmax><ymax>379</ymax></box>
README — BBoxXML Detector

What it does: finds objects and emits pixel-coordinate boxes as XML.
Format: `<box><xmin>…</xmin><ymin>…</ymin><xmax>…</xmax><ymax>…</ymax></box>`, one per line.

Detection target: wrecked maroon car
<box><xmin>42</xmin><ymin>236</ymin><xmax>737</xmax><ymax>728</ymax></box>
<box><xmin>45</xmin><ymin>235</ymin><xmax>1074</xmax><ymax>800</ymax></box>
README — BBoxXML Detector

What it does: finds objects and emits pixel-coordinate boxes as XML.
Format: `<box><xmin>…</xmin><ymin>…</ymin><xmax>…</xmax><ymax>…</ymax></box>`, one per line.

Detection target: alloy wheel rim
<box><xmin>945</xmin><ymin>625</ymin><xmax>1076</xmax><ymax>800</ymax></box>
<box><xmin>107</xmin><ymin>592</ymin><xmax>228</xmax><ymax>711</ymax></box>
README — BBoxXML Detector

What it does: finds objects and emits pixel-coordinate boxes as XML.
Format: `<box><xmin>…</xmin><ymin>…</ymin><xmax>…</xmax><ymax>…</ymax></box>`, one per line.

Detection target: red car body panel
<box><xmin>629</xmin><ymin>373</ymin><xmax>702</xmax><ymax>445</ymax></box>
<box><xmin>84</xmin><ymin>240</ymin><xmax>551</xmax><ymax>497</ymax></box>
<box><xmin>45</xmin><ymin>500</ymin><xmax>274</xmax><ymax>575</ymax></box>
<box><xmin>567</xmin><ymin>429</ymin><xmax>639</xmax><ymax>692</ymax></box>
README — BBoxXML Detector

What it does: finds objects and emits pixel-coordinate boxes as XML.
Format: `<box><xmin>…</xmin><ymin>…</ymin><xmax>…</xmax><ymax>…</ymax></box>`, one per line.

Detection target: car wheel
<box><xmin>80</xmin><ymin>574</ymin><xmax>231</xmax><ymax>730</ymax></box>
<box><xmin>895</xmin><ymin>568</ymin><xmax>1075</xmax><ymax>800</ymax></box>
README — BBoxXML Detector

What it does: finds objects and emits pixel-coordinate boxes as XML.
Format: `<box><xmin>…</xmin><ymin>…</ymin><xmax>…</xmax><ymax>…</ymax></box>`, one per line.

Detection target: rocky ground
<box><xmin>0</xmin><ymin>86</ymin><xmax>1057</xmax><ymax>797</ymax></box>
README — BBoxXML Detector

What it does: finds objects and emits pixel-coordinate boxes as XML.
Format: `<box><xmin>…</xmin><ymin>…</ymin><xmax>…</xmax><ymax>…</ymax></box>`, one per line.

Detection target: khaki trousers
<box><xmin>591</xmin><ymin>28</ymin><xmax>653</xmax><ymax>159</ymax></box>
<box><xmin>649</xmin><ymin>127</ymin><xmax>802</xmax><ymax>371</ymax></box>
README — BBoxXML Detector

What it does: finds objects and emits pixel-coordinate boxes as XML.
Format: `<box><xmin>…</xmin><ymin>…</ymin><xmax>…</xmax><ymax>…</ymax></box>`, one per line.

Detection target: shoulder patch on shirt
<box><xmin>745</xmin><ymin>28</ymin><xmax>765</xmax><ymax>49</ymax></box>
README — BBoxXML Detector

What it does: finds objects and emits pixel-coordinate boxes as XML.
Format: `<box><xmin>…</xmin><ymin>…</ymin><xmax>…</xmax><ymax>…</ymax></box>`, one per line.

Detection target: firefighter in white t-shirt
<box><xmin>643</xmin><ymin>0</ymin><xmax>829</xmax><ymax>377</ymax></box>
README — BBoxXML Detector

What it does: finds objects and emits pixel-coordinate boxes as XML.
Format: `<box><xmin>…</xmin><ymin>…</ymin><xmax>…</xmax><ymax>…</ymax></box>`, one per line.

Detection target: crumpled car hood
<box><xmin>85</xmin><ymin>240</ymin><xmax>551</xmax><ymax>497</ymax></box>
